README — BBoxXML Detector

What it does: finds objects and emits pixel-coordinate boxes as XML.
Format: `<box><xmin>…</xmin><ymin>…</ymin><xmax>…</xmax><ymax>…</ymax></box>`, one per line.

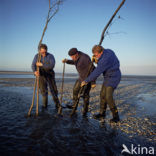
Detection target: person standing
<box><xmin>32</xmin><ymin>44</ymin><xmax>60</xmax><ymax>109</ymax></box>
<box><xmin>81</xmin><ymin>45</ymin><xmax>121</xmax><ymax>123</ymax></box>
<box><xmin>62</xmin><ymin>48</ymin><xmax>95</xmax><ymax>116</ymax></box>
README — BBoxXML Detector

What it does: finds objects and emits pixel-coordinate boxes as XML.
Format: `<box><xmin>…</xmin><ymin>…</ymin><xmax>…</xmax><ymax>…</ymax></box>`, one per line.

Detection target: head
<box><xmin>39</xmin><ymin>44</ymin><xmax>47</xmax><ymax>56</ymax></box>
<box><xmin>92</xmin><ymin>45</ymin><xmax>104</xmax><ymax>59</ymax></box>
<box><xmin>68</xmin><ymin>48</ymin><xmax>79</xmax><ymax>61</ymax></box>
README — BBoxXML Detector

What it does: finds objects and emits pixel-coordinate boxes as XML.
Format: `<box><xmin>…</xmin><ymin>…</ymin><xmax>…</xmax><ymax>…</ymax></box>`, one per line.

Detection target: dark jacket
<box><xmin>85</xmin><ymin>49</ymin><xmax>121</xmax><ymax>89</ymax></box>
<box><xmin>66</xmin><ymin>52</ymin><xmax>94</xmax><ymax>82</ymax></box>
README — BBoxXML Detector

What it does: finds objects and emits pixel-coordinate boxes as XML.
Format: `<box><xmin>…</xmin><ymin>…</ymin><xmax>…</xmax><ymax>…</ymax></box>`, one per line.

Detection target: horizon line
<box><xmin>0</xmin><ymin>70</ymin><xmax>156</xmax><ymax>77</ymax></box>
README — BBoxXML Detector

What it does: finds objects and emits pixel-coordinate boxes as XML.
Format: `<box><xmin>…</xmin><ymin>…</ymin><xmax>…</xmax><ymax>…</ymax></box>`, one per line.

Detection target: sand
<box><xmin>0</xmin><ymin>76</ymin><xmax>156</xmax><ymax>155</ymax></box>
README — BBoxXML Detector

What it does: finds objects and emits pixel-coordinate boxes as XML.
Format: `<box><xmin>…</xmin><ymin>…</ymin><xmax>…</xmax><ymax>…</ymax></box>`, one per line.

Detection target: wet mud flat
<box><xmin>0</xmin><ymin>77</ymin><xmax>156</xmax><ymax>156</ymax></box>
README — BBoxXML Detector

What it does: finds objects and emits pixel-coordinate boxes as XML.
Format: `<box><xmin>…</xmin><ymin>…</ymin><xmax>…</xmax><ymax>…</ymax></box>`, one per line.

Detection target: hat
<box><xmin>68</xmin><ymin>48</ymin><xmax>78</xmax><ymax>56</ymax></box>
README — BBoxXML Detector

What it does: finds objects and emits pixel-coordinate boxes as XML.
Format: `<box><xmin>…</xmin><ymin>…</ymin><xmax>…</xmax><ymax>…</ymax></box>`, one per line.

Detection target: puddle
<box><xmin>137</xmin><ymin>93</ymin><xmax>156</xmax><ymax>116</ymax></box>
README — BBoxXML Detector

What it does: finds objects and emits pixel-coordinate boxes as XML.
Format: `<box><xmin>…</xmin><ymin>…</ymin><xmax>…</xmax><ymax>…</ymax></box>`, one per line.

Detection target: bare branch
<box><xmin>109</xmin><ymin>31</ymin><xmax>127</xmax><ymax>35</ymax></box>
<box><xmin>99</xmin><ymin>0</ymin><xmax>126</xmax><ymax>45</ymax></box>
<box><xmin>49</xmin><ymin>0</ymin><xmax>50</xmax><ymax>10</ymax></box>
<box><xmin>48</xmin><ymin>8</ymin><xmax>59</xmax><ymax>22</ymax></box>
<box><xmin>37</xmin><ymin>0</ymin><xmax>63</xmax><ymax>61</ymax></box>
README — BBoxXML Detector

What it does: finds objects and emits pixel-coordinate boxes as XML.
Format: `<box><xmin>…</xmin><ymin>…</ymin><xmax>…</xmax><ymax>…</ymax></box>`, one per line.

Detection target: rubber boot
<box><xmin>66</xmin><ymin>104</ymin><xmax>74</xmax><ymax>109</ymax></box>
<box><xmin>93</xmin><ymin>112</ymin><xmax>106</xmax><ymax>119</ymax></box>
<box><xmin>52</xmin><ymin>96</ymin><xmax>62</xmax><ymax>115</ymax></box>
<box><xmin>66</xmin><ymin>98</ymin><xmax>77</xmax><ymax>109</ymax></box>
<box><xmin>70</xmin><ymin>99</ymin><xmax>79</xmax><ymax>117</ymax></box>
<box><xmin>93</xmin><ymin>102</ymin><xmax>106</xmax><ymax>119</ymax></box>
<box><xmin>42</xmin><ymin>96</ymin><xmax>48</xmax><ymax>108</ymax></box>
<box><xmin>53</xmin><ymin>96</ymin><xmax>61</xmax><ymax>108</ymax></box>
<box><xmin>110</xmin><ymin>108</ymin><xmax>120</xmax><ymax>123</ymax></box>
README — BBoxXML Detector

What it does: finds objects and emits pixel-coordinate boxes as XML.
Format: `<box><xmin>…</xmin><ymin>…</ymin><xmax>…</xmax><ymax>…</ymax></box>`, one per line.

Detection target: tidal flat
<box><xmin>0</xmin><ymin>75</ymin><xmax>156</xmax><ymax>155</ymax></box>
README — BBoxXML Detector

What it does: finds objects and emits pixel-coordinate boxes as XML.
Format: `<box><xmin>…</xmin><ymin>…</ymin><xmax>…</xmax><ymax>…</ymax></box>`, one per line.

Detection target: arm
<box><xmin>82</xmin><ymin>57</ymin><xmax>96</xmax><ymax>87</ymax></box>
<box><xmin>66</xmin><ymin>59</ymin><xmax>75</xmax><ymax>65</ymax></box>
<box><xmin>88</xmin><ymin>63</ymin><xmax>96</xmax><ymax>82</ymax></box>
<box><xmin>85</xmin><ymin>55</ymin><xmax>111</xmax><ymax>83</ymax></box>
<box><xmin>31</xmin><ymin>54</ymin><xmax>38</xmax><ymax>72</ymax></box>
<box><xmin>42</xmin><ymin>54</ymin><xmax>55</xmax><ymax>70</ymax></box>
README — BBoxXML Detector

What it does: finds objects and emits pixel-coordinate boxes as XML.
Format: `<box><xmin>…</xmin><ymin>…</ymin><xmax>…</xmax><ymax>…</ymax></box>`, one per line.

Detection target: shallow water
<box><xmin>137</xmin><ymin>93</ymin><xmax>156</xmax><ymax>116</ymax></box>
<box><xmin>0</xmin><ymin>77</ymin><xmax>156</xmax><ymax>156</ymax></box>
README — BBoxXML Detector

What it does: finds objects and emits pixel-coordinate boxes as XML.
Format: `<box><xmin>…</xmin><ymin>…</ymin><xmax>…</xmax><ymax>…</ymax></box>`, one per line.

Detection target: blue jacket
<box><xmin>85</xmin><ymin>49</ymin><xmax>121</xmax><ymax>89</ymax></box>
<box><xmin>31</xmin><ymin>52</ymin><xmax>55</xmax><ymax>72</ymax></box>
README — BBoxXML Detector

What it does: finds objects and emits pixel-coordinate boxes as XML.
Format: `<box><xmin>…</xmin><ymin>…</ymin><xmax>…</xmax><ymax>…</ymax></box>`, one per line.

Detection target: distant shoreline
<box><xmin>0</xmin><ymin>71</ymin><xmax>156</xmax><ymax>77</ymax></box>
<box><xmin>0</xmin><ymin>71</ymin><xmax>33</xmax><ymax>75</ymax></box>
<box><xmin>0</xmin><ymin>71</ymin><xmax>78</xmax><ymax>76</ymax></box>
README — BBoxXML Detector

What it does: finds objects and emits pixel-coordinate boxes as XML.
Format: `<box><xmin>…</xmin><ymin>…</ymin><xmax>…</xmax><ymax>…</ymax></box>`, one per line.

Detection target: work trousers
<box><xmin>73</xmin><ymin>80</ymin><xmax>91</xmax><ymax>113</ymax></box>
<box><xmin>100</xmin><ymin>84</ymin><xmax>119</xmax><ymax>118</ymax></box>
<box><xmin>39</xmin><ymin>71</ymin><xmax>60</xmax><ymax>107</ymax></box>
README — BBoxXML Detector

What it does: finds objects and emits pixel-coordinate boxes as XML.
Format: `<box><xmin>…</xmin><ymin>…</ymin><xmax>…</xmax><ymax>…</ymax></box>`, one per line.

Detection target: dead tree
<box><xmin>28</xmin><ymin>0</ymin><xmax>63</xmax><ymax>117</ymax></box>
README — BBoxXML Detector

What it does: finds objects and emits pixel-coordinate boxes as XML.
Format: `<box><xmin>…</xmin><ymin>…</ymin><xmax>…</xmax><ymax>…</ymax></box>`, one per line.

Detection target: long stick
<box><xmin>28</xmin><ymin>78</ymin><xmax>37</xmax><ymax>116</ymax></box>
<box><xmin>99</xmin><ymin>0</ymin><xmax>126</xmax><ymax>45</ymax></box>
<box><xmin>70</xmin><ymin>61</ymin><xmax>94</xmax><ymax>116</ymax></box>
<box><xmin>60</xmin><ymin>62</ymin><xmax>65</xmax><ymax>105</ymax></box>
<box><xmin>36</xmin><ymin>76</ymin><xmax>39</xmax><ymax>116</ymax></box>
<box><xmin>57</xmin><ymin>62</ymin><xmax>65</xmax><ymax>115</ymax></box>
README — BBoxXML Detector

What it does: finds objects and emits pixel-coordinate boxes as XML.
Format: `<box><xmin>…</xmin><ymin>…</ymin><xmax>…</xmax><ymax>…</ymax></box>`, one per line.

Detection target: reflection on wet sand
<box><xmin>0</xmin><ymin>76</ymin><xmax>156</xmax><ymax>155</ymax></box>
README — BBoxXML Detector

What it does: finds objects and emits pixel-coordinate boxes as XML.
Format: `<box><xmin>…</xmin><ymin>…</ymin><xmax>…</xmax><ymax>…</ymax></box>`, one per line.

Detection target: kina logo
<box><xmin>121</xmin><ymin>144</ymin><xmax>155</xmax><ymax>155</ymax></box>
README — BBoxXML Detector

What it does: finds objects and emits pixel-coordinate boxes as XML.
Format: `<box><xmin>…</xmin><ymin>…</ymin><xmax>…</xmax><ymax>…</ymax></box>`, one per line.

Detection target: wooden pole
<box><xmin>57</xmin><ymin>62</ymin><xmax>65</xmax><ymax>115</ymax></box>
<box><xmin>35</xmin><ymin>54</ymin><xmax>41</xmax><ymax>116</ymax></box>
<box><xmin>36</xmin><ymin>76</ymin><xmax>39</xmax><ymax>116</ymax></box>
<box><xmin>70</xmin><ymin>61</ymin><xmax>95</xmax><ymax>116</ymax></box>
<box><xmin>28</xmin><ymin>78</ymin><xmax>37</xmax><ymax>116</ymax></box>
<box><xmin>60</xmin><ymin>62</ymin><xmax>65</xmax><ymax>105</ymax></box>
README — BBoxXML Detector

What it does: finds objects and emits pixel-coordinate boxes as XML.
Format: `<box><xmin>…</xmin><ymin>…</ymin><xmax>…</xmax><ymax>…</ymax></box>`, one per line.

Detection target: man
<box><xmin>62</xmin><ymin>48</ymin><xmax>95</xmax><ymax>116</ymax></box>
<box><xmin>81</xmin><ymin>45</ymin><xmax>121</xmax><ymax>123</ymax></box>
<box><xmin>32</xmin><ymin>44</ymin><xmax>60</xmax><ymax>109</ymax></box>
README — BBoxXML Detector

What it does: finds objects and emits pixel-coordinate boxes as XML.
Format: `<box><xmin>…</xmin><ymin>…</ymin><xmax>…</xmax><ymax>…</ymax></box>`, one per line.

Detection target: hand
<box><xmin>62</xmin><ymin>59</ymin><xmax>67</xmax><ymax>63</ymax></box>
<box><xmin>34</xmin><ymin>71</ymin><xmax>39</xmax><ymax>77</ymax></box>
<box><xmin>81</xmin><ymin>81</ymin><xmax>88</xmax><ymax>87</ymax></box>
<box><xmin>92</xmin><ymin>55</ymin><xmax>98</xmax><ymax>64</ymax></box>
<box><xmin>36</xmin><ymin>62</ymin><xmax>43</xmax><ymax>67</ymax></box>
<box><xmin>91</xmin><ymin>84</ymin><xmax>96</xmax><ymax>89</ymax></box>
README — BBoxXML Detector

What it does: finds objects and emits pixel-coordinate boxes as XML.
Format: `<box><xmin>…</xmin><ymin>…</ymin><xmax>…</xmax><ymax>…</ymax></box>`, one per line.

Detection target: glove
<box><xmin>62</xmin><ymin>59</ymin><xmax>68</xmax><ymax>63</ymax></box>
<box><xmin>81</xmin><ymin>81</ymin><xmax>88</xmax><ymax>87</ymax></box>
<box><xmin>92</xmin><ymin>55</ymin><xmax>98</xmax><ymax>64</ymax></box>
<box><xmin>91</xmin><ymin>84</ymin><xmax>96</xmax><ymax>89</ymax></box>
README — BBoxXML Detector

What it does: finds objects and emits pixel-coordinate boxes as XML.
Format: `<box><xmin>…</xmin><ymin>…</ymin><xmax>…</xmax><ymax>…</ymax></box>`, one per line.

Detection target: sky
<box><xmin>0</xmin><ymin>0</ymin><xmax>156</xmax><ymax>75</ymax></box>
